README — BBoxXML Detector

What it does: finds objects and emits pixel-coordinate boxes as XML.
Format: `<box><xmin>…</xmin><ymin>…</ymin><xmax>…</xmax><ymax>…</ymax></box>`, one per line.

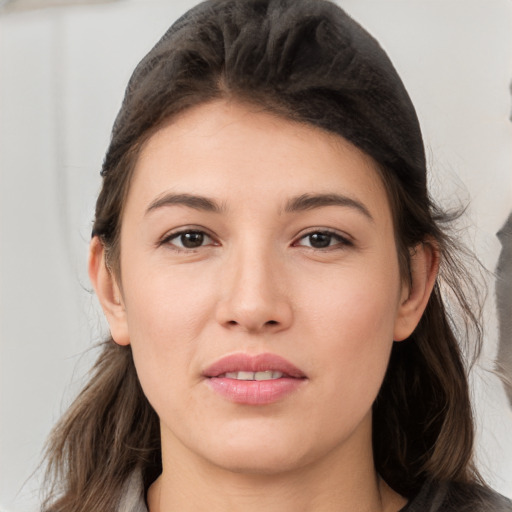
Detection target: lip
<box><xmin>203</xmin><ymin>352</ymin><xmax>306</xmax><ymax>378</ymax></box>
<box><xmin>203</xmin><ymin>353</ymin><xmax>307</xmax><ymax>405</ymax></box>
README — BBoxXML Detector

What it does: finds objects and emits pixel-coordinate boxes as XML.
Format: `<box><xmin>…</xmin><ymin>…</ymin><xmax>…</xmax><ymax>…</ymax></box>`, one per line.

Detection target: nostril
<box><xmin>266</xmin><ymin>320</ymin><xmax>278</xmax><ymax>326</ymax></box>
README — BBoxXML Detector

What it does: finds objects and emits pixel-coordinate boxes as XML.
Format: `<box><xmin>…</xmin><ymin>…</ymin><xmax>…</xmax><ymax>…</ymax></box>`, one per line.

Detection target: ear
<box><xmin>393</xmin><ymin>241</ymin><xmax>439</xmax><ymax>341</ymax></box>
<box><xmin>88</xmin><ymin>236</ymin><xmax>130</xmax><ymax>346</ymax></box>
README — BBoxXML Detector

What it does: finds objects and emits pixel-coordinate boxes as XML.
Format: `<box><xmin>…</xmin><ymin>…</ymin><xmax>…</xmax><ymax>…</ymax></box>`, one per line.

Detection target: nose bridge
<box><xmin>216</xmin><ymin>236</ymin><xmax>292</xmax><ymax>332</ymax></box>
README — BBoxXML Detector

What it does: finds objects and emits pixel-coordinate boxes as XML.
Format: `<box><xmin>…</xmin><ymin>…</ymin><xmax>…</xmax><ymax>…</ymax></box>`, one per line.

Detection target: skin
<box><xmin>90</xmin><ymin>100</ymin><xmax>438</xmax><ymax>512</ymax></box>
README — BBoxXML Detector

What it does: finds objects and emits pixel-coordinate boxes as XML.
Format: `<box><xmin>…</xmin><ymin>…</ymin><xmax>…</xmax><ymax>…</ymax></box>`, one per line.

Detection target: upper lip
<box><xmin>202</xmin><ymin>353</ymin><xmax>306</xmax><ymax>379</ymax></box>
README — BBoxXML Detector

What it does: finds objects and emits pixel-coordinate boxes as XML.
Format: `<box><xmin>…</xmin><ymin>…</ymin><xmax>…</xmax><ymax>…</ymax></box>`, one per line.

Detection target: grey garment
<box><xmin>496</xmin><ymin>212</ymin><xmax>512</xmax><ymax>406</ymax></box>
<box><xmin>117</xmin><ymin>471</ymin><xmax>148</xmax><ymax>512</ymax></box>
<box><xmin>116</xmin><ymin>472</ymin><xmax>512</xmax><ymax>512</ymax></box>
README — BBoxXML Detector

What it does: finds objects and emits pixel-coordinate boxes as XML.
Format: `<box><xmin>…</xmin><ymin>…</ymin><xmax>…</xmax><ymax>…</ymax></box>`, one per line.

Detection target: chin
<box><xmin>195</xmin><ymin>430</ymin><xmax>317</xmax><ymax>476</ymax></box>
<box><xmin>210</xmin><ymin>450</ymin><xmax>308</xmax><ymax>476</ymax></box>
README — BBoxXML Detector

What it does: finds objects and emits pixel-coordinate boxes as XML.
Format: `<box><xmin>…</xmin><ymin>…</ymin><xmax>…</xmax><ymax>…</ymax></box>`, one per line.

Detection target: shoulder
<box><xmin>403</xmin><ymin>480</ymin><xmax>512</xmax><ymax>512</ymax></box>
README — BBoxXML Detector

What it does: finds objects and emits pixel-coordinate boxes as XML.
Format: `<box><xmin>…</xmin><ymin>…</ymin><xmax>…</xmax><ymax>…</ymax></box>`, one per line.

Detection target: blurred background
<box><xmin>0</xmin><ymin>0</ymin><xmax>511</xmax><ymax>510</ymax></box>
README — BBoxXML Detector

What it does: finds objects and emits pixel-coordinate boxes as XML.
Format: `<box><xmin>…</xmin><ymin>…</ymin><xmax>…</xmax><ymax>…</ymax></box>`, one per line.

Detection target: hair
<box><xmin>43</xmin><ymin>1</ymin><xmax>486</xmax><ymax>510</ymax></box>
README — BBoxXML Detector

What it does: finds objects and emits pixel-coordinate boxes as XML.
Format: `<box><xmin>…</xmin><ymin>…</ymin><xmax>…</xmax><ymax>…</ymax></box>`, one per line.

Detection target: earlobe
<box><xmin>88</xmin><ymin>237</ymin><xmax>130</xmax><ymax>346</ymax></box>
<box><xmin>393</xmin><ymin>241</ymin><xmax>440</xmax><ymax>342</ymax></box>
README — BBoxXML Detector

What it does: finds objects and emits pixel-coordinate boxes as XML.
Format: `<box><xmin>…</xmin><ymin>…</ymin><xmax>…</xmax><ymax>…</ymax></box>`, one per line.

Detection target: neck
<box><xmin>147</xmin><ymin>418</ymin><xmax>406</xmax><ymax>512</ymax></box>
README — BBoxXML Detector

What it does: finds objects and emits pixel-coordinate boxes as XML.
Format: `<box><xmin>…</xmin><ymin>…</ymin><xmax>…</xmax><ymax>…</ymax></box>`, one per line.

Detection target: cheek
<box><xmin>121</xmin><ymin>264</ymin><xmax>218</xmax><ymax>397</ymax></box>
<box><xmin>123</xmin><ymin>258</ymin><xmax>217</xmax><ymax>333</ymax></box>
<box><xmin>302</xmin><ymin>255</ymin><xmax>401</xmax><ymax>338</ymax></box>
<box><xmin>300</xmin><ymin>259</ymin><xmax>401</xmax><ymax>400</ymax></box>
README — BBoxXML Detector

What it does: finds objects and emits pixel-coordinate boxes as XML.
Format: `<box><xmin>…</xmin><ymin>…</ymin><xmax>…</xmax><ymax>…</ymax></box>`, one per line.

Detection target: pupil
<box><xmin>181</xmin><ymin>232</ymin><xmax>204</xmax><ymax>248</ymax></box>
<box><xmin>309</xmin><ymin>233</ymin><xmax>331</xmax><ymax>248</ymax></box>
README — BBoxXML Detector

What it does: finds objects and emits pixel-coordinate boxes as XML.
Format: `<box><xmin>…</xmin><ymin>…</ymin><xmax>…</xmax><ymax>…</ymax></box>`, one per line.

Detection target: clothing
<box><xmin>117</xmin><ymin>471</ymin><xmax>147</xmax><ymax>512</ymax></box>
<box><xmin>117</xmin><ymin>471</ymin><xmax>512</xmax><ymax>512</ymax></box>
<box><xmin>398</xmin><ymin>480</ymin><xmax>512</xmax><ymax>512</ymax></box>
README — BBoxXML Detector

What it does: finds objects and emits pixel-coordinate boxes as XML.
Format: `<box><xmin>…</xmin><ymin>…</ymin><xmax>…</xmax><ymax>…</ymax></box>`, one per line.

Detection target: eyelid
<box><xmin>159</xmin><ymin>226</ymin><xmax>219</xmax><ymax>250</ymax></box>
<box><xmin>293</xmin><ymin>228</ymin><xmax>353</xmax><ymax>249</ymax></box>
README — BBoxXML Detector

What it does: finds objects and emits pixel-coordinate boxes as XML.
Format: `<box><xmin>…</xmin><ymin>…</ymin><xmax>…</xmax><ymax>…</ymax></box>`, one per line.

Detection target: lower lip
<box><xmin>207</xmin><ymin>377</ymin><xmax>305</xmax><ymax>405</ymax></box>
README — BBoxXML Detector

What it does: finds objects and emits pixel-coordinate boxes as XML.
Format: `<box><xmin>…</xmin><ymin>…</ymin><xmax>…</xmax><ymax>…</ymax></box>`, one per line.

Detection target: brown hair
<box><xmin>43</xmin><ymin>1</ymin><xmax>485</xmax><ymax>510</ymax></box>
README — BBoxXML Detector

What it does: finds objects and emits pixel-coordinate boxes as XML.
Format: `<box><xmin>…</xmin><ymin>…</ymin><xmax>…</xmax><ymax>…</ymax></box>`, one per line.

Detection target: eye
<box><xmin>295</xmin><ymin>230</ymin><xmax>351</xmax><ymax>249</ymax></box>
<box><xmin>164</xmin><ymin>230</ymin><xmax>215</xmax><ymax>250</ymax></box>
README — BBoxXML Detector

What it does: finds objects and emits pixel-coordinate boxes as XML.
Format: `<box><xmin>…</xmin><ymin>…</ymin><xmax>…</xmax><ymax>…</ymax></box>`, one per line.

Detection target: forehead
<box><xmin>126</xmin><ymin>100</ymin><xmax>390</xmax><ymax>219</ymax></box>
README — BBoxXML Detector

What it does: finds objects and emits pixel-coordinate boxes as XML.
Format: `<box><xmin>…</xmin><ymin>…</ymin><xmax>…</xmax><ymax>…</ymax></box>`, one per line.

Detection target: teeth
<box><xmin>255</xmin><ymin>371</ymin><xmax>283</xmax><ymax>381</ymax></box>
<box><xmin>223</xmin><ymin>371</ymin><xmax>284</xmax><ymax>381</ymax></box>
<box><xmin>233</xmin><ymin>371</ymin><xmax>254</xmax><ymax>380</ymax></box>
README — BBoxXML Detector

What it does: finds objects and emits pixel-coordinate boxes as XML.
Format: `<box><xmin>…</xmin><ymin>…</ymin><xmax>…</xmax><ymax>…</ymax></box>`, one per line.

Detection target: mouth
<box><xmin>203</xmin><ymin>352</ymin><xmax>306</xmax><ymax>380</ymax></box>
<box><xmin>203</xmin><ymin>353</ymin><xmax>307</xmax><ymax>405</ymax></box>
<box><xmin>219</xmin><ymin>370</ymin><xmax>285</xmax><ymax>381</ymax></box>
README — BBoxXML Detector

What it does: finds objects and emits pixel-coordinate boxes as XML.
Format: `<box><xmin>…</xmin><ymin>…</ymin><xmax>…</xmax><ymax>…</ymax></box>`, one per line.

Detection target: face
<box><xmin>97</xmin><ymin>100</ymin><xmax>425</xmax><ymax>476</ymax></box>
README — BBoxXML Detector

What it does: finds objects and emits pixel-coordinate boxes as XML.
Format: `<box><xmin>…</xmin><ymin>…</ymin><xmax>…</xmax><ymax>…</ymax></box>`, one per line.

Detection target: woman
<box><xmin>42</xmin><ymin>0</ymin><xmax>512</xmax><ymax>511</ymax></box>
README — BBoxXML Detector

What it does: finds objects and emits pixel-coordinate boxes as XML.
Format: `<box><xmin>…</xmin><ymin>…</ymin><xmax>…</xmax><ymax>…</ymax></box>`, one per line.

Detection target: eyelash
<box><xmin>160</xmin><ymin>228</ymin><xmax>352</xmax><ymax>252</ymax></box>
<box><xmin>160</xmin><ymin>228</ymin><xmax>218</xmax><ymax>252</ymax></box>
<box><xmin>293</xmin><ymin>230</ymin><xmax>353</xmax><ymax>250</ymax></box>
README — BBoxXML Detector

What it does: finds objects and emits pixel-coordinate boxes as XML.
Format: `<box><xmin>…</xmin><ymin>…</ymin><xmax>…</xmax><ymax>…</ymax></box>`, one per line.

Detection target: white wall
<box><xmin>0</xmin><ymin>1</ymin><xmax>511</xmax><ymax>510</ymax></box>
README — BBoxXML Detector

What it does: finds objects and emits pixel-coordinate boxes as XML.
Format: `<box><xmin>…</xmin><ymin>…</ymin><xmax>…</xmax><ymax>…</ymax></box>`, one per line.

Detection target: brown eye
<box><xmin>180</xmin><ymin>232</ymin><xmax>205</xmax><ymax>248</ymax></box>
<box><xmin>307</xmin><ymin>232</ymin><xmax>332</xmax><ymax>248</ymax></box>
<box><xmin>167</xmin><ymin>230</ymin><xmax>213</xmax><ymax>249</ymax></box>
<box><xmin>296</xmin><ymin>231</ymin><xmax>351</xmax><ymax>249</ymax></box>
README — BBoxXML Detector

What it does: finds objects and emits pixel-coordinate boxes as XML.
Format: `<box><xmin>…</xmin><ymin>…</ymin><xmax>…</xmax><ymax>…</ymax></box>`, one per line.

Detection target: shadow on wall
<box><xmin>496</xmin><ymin>211</ymin><xmax>512</xmax><ymax>406</ymax></box>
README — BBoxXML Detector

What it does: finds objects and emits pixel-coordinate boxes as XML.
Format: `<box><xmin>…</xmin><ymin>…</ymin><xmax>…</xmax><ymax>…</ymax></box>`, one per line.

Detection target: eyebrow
<box><xmin>145</xmin><ymin>193</ymin><xmax>224</xmax><ymax>215</ymax></box>
<box><xmin>145</xmin><ymin>191</ymin><xmax>373</xmax><ymax>221</ymax></box>
<box><xmin>284</xmin><ymin>193</ymin><xmax>373</xmax><ymax>221</ymax></box>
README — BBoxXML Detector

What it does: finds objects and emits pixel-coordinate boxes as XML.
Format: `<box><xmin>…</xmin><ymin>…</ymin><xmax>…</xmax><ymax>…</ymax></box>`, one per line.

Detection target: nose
<box><xmin>215</xmin><ymin>244</ymin><xmax>293</xmax><ymax>334</ymax></box>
